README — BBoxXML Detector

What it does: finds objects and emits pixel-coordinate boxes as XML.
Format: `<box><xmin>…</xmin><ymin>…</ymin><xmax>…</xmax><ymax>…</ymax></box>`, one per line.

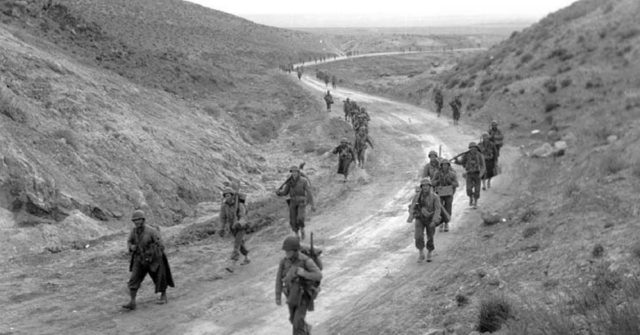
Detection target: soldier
<box><xmin>332</xmin><ymin>138</ymin><xmax>356</xmax><ymax>182</ymax></box>
<box><xmin>434</xmin><ymin>87</ymin><xmax>443</xmax><ymax>118</ymax></box>
<box><xmin>454</xmin><ymin>142</ymin><xmax>486</xmax><ymax>209</ymax></box>
<box><xmin>122</xmin><ymin>210</ymin><xmax>174</xmax><ymax>310</ymax></box>
<box><xmin>220</xmin><ymin>188</ymin><xmax>250</xmax><ymax>273</ymax></box>
<box><xmin>422</xmin><ymin>150</ymin><xmax>441</xmax><ymax>180</ymax></box>
<box><xmin>488</xmin><ymin>120</ymin><xmax>504</xmax><ymax>160</ymax></box>
<box><xmin>407</xmin><ymin>178</ymin><xmax>441</xmax><ymax>263</ymax></box>
<box><xmin>276</xmin><ymin>166</ymin><xmax>316</xmax><ymax>240</ymax></box>
<box><xmin>354</xmin><ymin>129</ymin><xmax>374</xmax><ymax>169</ymax></box>
<box><xmin>331</xmin><ymin>75</ymin><xmax>337</xmax><ymax>89</ymax></box>
<box><xmin>478</xmin><ymin>133</ymin><xmax>498</xmax><ymax>190</ymax></box>
<box><xmin>450</xmin><ymin>96</ymin><xmax>462</xmax><ymax>125</ymax></box>
<box><xmin>343</xmin><ymin>98</ymin><xmax>351</xmax><ymax>122</ymax></box>
<box><xmin>433</xmin><ymin>159</ymin><xmax>458</xmax><ymax>232</ymax></box>
<box><xmin>323</xmin><ymin>90</ymin><xmax>333</xmax><ymax>112</ymax></box>
<box><xmin>275</xmin><ymin>236</ymin><xmax>323</xmax><ymax>335</ymax></box>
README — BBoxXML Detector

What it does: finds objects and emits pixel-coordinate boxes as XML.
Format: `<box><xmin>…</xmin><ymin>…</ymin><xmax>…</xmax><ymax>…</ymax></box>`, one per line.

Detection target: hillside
<box><xmin>337</xmin><ymin>0</ymin><xmax>640</xmax><ymax>333</ymax></box>
<box><xmin>0</xmin><ymin>0</ymin><xmax>338</xmax><ymax>259</ymax></box>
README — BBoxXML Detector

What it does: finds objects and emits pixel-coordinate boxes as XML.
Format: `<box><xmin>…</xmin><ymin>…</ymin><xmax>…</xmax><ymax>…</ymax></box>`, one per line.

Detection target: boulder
<box><xmin>554</xmin><ymin>141</ymin><xmax>568</xmax><ymax>151</ymax></box>
<box><xmin>531</xmin><ymin>142</ymin><xmax>553</xmax><ymax>158</ymax></box>
<box><xmin>481</xmin><ymin>211</ymin><xmax>502</xmax><ymax>225</ymax></box>
<box><xmin>607</xmin><ymin>134</ymin><xmax>618</xmax><ymax>144</ymax></box>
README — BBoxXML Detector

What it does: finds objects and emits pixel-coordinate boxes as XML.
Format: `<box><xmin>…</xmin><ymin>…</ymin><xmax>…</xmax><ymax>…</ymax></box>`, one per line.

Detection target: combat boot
<box><xmin>472</xmin><ymin>198</ymin><xmax>478</xmax><ymax>209</ymax></box>
<box><xmin>122</xmin><ymin>289</ymin><xmax>137</xmax><ymax>310</ymax></box>
<box><xmin>426</xmin><ymin>250</ymin><xmax>433</xmax><ymax>262</ymax></box>
<box><xmin>157</xmin><ymin>291</ymin><xmax>167</xmax><ymax>305</ymax></box>
<box><xmin>241</xmin><ymin>255</ymin><xmax>251</xmax><ymax>265</ymax></box>
<box><xmin>444</xmin><ymin>222</ymin><xmax>449</xmax><ymax>232</ymax></box>
<box><xmin>418</xmin><ymin>249</ymin><xmax>425</xmax><ymax>263</ymax></box>
<box><xmin>469</xmin><ymin>197</ymin><xmax>473</xmax><ymax>207</ymax></box>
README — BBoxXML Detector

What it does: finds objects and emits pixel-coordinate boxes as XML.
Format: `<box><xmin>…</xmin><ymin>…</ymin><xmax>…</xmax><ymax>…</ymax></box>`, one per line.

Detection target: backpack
<box><xmin>299</xmin><ymin>244</ymin><xmax>322</xmax><ymax>307</ymax></box>
<box><xmin>466</xmin><ymin>151</ymin><xmax>481</xmax><ymax>171</ymax></box>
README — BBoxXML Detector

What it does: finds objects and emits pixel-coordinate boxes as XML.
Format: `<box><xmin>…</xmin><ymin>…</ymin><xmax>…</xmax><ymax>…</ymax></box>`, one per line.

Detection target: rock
<box><xmin>425</xmin><ymin>329</ymin><xmax>446</xmax><ymax>335</ymax></box>
<box><xmin>468</xmin><ymin>331</ymin><xmax>482</xmax><ymax>335</ymax></box>
<box><xmin>531</xmin><ymin>142</ymin><xmax>553</xmax><ymax>158</ymax></box>
<box><xmin>481</xmin><ymin>211</ymin><xmax>501</xmax><ymax>225</ymax></box>
<box><xmin>561</xmin><ymin>132</ymin><xmax>577</xmax><ymax>143</ymax></box>
<box><xmin>554</xmin><ymin>141</ymin><xmax>568</xmax><ymax>151</ymax></box>
<box><xmin>607</xmin><ymin>135</ymin><xmax>618</xmax><ymax>144</ymax></box>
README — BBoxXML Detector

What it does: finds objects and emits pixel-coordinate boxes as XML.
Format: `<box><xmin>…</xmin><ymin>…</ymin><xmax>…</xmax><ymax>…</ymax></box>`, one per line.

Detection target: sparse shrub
<box><xmin>548</xmin><ymin>48</ymin><xmax>573</xmax><ymax>61</ymax></box>
<box><xmin>520</xmin><ymin>207</ymin><xmax>538</xmax><ymax>223</ymax></box>
<box><xmin>519</xmin><ymin>88</ymin><xmax>525</xmax><ymax>94</ymax></box>
<box><xmin>543</xmin><ymin>79</ymin><xmax>558</xmax><ymax>93</ymax></box>
<box><xmin>477</xmin><ymin>295</ymin><xmax>513</xmax><ymax>332</ymax></box>
<box><xmin>302</xmin><ymin>140</ymin><xmax>316</xmax><ymax>153</ymax></box>
<box><xmin>632</xmin><ymin>161</ymin><xmax>640</xmax><ymax>179</ymax></box>
<box><xmin>544</xmin><ymin>102</ymin><xmax>560</xmax><ymax>113</ymax></box>
<box><xmin>560</xmin><ymin>78</ymin><xmax>572</xmax><ymax>88</ymax></box>
<box><xmin>203</xmin><ymin>105</ymin><xmax>221</xmax><ymax>118</ymax></box>
<box><xmin>543</xmin><ymin>278</ymin><xmax>560</xmax><ymax>289</ymax></box>
<box><xmin>514</xmin><ymin>49</ymin><xmax>523</xmax><ymax>56</ymax></box>
<box><xmin>544</xmin><ymin>115</ymin><xmax>553</xmax><ymax>125</ymax></box>
<box><xmin>600</xmin><ymin>154</ymin><xmax>627</xmax><ymax>175</ymax></box>
<box><xmin>631</xmin><ymin>241</ymin><xmax>640</xmax><ymax>259</ymax></box>
<box><xmin>564</xmin><ymin>181</ymin><xmax>579</xmax><ymax>197</ymax></box>
<box><xmin>52</xmin><ymin>129</ymin><xmax>79</xmax><ymax>150</ymax></box>
<box><xmin>592</xmin><ymin>243</ymin><xmax>605</xmax><ymax>258</ymax></box>
<box><xmin>618</xmin><ymin>28</ymin><xmax>640</xmax><ymax>41</ymax></box>
<box><xmin>557</xmin><ymin>65</ymin><xmax>572</xmax><ymax>74</ymax></box>
<box><xmin>520</xmin><ymin>53</ymin><xmax>533</xmax><ymax>64</ymax></box>
<box><xmin>522</xmin><ymin>226</ymin><xmax>540</xmax><ymax>238</ymax></box>
<box><xmin>456</xmin><ymin>293</ymin><xmax>470</xmax><ymax>307</ymax></box>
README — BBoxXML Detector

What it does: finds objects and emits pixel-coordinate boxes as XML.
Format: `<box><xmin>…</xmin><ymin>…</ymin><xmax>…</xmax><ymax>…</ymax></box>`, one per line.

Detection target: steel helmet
<box><xmin>282</xmin><ymin>236</ymin><xmax>301</xmax><ymax>251</ymax></box>
<box><xmin>131</xmin><ymin>210</ymin><xmax>145</xmax><ymax>221</ymax></box>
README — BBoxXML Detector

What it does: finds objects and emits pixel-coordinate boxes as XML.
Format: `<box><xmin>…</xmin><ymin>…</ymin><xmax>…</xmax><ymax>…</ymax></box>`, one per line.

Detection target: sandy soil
<box><xmin>0</xmin><ymin>59</ymin><xmax>517</xmax><ymax>335</ymax></box>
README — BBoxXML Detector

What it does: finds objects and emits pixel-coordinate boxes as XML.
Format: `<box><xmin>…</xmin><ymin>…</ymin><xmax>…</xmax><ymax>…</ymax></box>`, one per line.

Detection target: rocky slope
<box><xmin>0</xmin><ymin>0</ymin><xmax>329</xmax><ymax>256</ymax></box>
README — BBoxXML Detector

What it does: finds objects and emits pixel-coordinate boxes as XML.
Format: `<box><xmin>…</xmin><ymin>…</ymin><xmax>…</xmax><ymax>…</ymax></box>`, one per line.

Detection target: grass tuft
<box><xmin>477</xmin><ymin>295</ymin><xmax>513</xmax><ymax>332</ymax></box>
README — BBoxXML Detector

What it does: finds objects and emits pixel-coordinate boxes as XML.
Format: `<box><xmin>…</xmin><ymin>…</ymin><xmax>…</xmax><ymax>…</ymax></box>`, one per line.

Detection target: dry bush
<box><xmin>477</xmin><ymin>295</ymin><xmax>514</xmax><ymax>332</ymax></box>
<box><xmin>520</xmin><ymin>207</ymin><xmax>538</xmax><ymax>223</ymax></box>
<box><xmin>520</xmin><ymin>54</ymin><xmax>533</xmax><ymax>65</ymax></box>
<box><xmin>564</xmin><ymin>181</ymin><xmax>580</xmax><ymax>197</ymax></box>
<box><xmin>302</xmin><ymin>140</ymin><xmax>316</xmax><ymax>153</ymax></box>
<box><xmin>522</xmin><ymin>226</ymin><xmax>540</xmax><ymax>238</ymax></box>
<box><xmin>52</xmin><ymin>129</ymin><xmax>79</xmax><ymax>150</ymax></box>
<box><xmin>545</xmin><ymin>102</ymin><xmax>560</xmax><ymax>113</ymax></box>
<box><xmin>592</xmin><ymin>243</ymin><xmax>605</xmax><ymax>258</ymax></box>
<box><xmin>456</xmin><ymin>293</ymin><xmax>470</xmax><ymax>307</ymax></box>
<box><xmin>600</xmin><ymin>154</ymin><xmax>627</xmax><ymax>175</ymax></box>
<box><xmin>560</xmin><ymin>78</ymin><xmax>572</xmax><ymax>88</ymax></box>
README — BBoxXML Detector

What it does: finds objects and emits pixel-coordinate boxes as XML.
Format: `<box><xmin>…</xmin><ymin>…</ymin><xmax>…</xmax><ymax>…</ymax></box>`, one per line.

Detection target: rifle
<box><xmin>450</xmin><ymin>150</ymin><xmax>469</xmax><ymax>163</ymax></box>
<box><xmin>277</xmin><ymin>162</ymin><xmax>306</xmax><ymax>193</ymax></box>
<box><xmin>407</xmin><ymin>188</ymin><xmax>451</xmax><ymax>224</ymax></box>
<box><xmin>309</xmin><ymin>232</ymin><xmax>322</xmax><ymax>270</ymax></box>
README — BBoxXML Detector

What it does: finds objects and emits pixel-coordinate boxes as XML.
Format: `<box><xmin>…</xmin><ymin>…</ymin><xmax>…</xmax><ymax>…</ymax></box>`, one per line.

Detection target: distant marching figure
<box><xmin>434</xmin><ymin>87</ymin><xmax>443</xmax><ymax>118</ymax></box>
<box><xmin>323</xmin><ymin>90</ymin><xmax>334</xmax><ymax>112</ymax></box>
<box><xmin>478</xmin><ymin>133</ymin><xmax>498</xmax><ymax>191</ymax></box>
<box><xmin>354</xmin><ymin>128</ymin><xmax>374</xmax><ymax>169</ymax></box>
<box><xmin>488</xmin><ymin>120</ymin><xmax>504</xmax><ymax>162</ymax></box>
<box><xmin>450</xmin><ymin>95</ymin><xmax>462</xmax><ymax>125</ymax></box>
<box><xmin>454</xmin><ymin>142</ymin><xmax>486</xmax><ymax>209</ymax></box>
<box><xmin>332</xmin><ymin>138</ymin><xmax>356</xmax><ymax>182</ymax></box>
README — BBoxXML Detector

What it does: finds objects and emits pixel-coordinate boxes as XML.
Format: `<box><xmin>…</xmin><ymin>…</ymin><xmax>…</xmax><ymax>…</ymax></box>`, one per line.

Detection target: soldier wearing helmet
<box><xmin>276</xmin><ymin>165</ymin><xmax>316</xmax><ymax>240</ymax></box>
<box><xmin>220</xmin><ymin>186</ymin><xmax>250</xmax><ymax>272</ymax></box>
<box><xmin>275</xmin><ymin>236</ymin><xmax>322</xmax><ymax>335</ymax></box>
<box><xmin>433</xmin><ymin>158</ymin><xmax>458</xmax><ymax>232</ymax></box>
<box><xmin>332</xmin><ymin>137</ymin><xmax>356</xmax><ymax>182</ymax></box>
<box><xmin>422</xmin><ymin>150</ymin><xmax>441</xmax><ymax>180</ymax></box>
<box><xmin>454</xmin><ymin>142</ymin><xmax>486</xmax><ymax>209</ymax></box>
<box><xmin>407</xmin><ymin>177</ymin><xmax>441</xmax><ymax>263</ymax></box>
<box><xmin>478</xmin><ymin>133</ymin><xmax>498</xmax><ymax>190</ymax></box>
<box><xmin>488</xmin><ymin>120</ymin><xmax>504</xmax><ymax>160</ymax></box>
<box><xmin>122</xmin><ymin>210</ymin><xmax>174</xmax><ymax>310</ymax></box>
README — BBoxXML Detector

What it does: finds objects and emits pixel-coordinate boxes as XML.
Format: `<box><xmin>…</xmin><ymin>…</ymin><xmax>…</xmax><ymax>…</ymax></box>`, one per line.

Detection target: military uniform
<box><xmin>433</xmin><ymin>160</ymin><xmax>458</xmax><ymax>231</ymax></box>
<box><xmin>488</xmin><ymin>121</ymin><xmax>504</xmax><ymax>158</ymax></box>
<box><xmin>454</xmin><ymin>143</ymin><xmax>485</xmax><ymax>208</ymax></box>
<box><xmin>409</xmin><ymin>179</ymin><xmax>441</xmax><ymax>262</ymax></box>
<box><xmin>220</xmin><ymin>189</ymin><xmax>250</xmax><ymax>269</ymax></box>
<box><xmin>478</xmin><ymin>137</ymin><xmax>498</xmax><ymax>181</ymax></box>
<box><xmin>275</xmin><ymin>237</ymin><xmax>323</xmax><ymax>335</ymax></box>
<box><xmin>332</xmin><ymin>140</ymin><xmax>356</xmax><ymax>180</ymax></box>
<box><xmin>323</xmin><ymin>91</ymin><xmax>333</xmax><ymax>111</ymax></box>
<box><xmin>123</xmin><ymin>210</ymin><xmax>174</xmax><ymax>310</ymax></box>
<box><xmin>277</xmin><ymin>167</ymin><xmax>314</xmax><ymax>237</ymax></box>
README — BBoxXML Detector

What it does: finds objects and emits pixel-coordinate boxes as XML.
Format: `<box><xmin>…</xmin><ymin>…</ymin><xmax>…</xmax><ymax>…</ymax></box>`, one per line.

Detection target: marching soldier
<box><xmin>220</xmin><ymin>188</ymin><xmax>250</xmax><ymax>273</ymax></box>
<box><xmin>433</xmin><ymin>159</ymin><xmax>458</xmax><ymax>232</ymax></box>
<box><xmin>275</xmin><ymin>236</ymin><xmax>323</xmax><ymax>335</ymax></box>
<box><xmin>478</xmin><ymin>133</ymin><xmax>498</xmax><ymax>190</ymax></box>
<box><xmin>323</xmin><ymin>90</ymin><xmax>334</xmax><ymax>112</ymax></box>
<box><xmin>122</xmin><ymin>210</ymin><xmax>174</xmax><ymax>310</ymax></box>
<box><xmin>422</xmin><ymin>150</ymin><xmax>441</xmax><ymax>180</ymax></box>
<box><xmin>488</xmin><ymin>120</ymin><xmax>504</xmax><ymax>160</ymax></box>
<box><xmin>332</xmin><ymin>138</ymin><xmax>356</xmax><ymax>182</ymax></box>
<box><xmin>407</xmin><ymin>178</ymin><xmax>441</xmax><ymax>263</ymax></box>
<box><xmin>276</xmin><ymin>166</ymin><xmax>316</xmax><ymax>240</ymax></box>
<box><xmin>454</xmin><ymin>142</ymin><xmax>486</xmax><ymax>209</ymax></box>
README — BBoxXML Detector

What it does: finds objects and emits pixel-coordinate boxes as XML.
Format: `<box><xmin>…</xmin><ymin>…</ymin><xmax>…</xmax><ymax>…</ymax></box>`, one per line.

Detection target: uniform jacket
<box><xmin>410</xmin><ymin>190</ymin><xmax>441</xmax><ymax>224</ymax></box>
<box><xmin>455</xmin><ymin>150</ymin><xmax>486</xmax><ymax>174</ymax></box>
<box><xmin>488</xmin><ymin>127</ymin><xmax>504</xmax><ymax>146</ymax></box>
<box><xmin>275</xmin><ymin>253</ymin><xmax>323</xmax><ymax>306</ymax></box>
<box><xmin>277</xmin><ymin>176</ymin><xmax>313</xmax><ymax>204</ymax></box>
<box><xmin>128</xmin><ymin>225</ymin><xmax>164</xmax><ymax>271</ymax></box>
<box><xmin>333</xmin><ymin>143</ymin><xmax>356</xmax><ymax>161</ymax></box>
<box><xmin>220</xmin><ymin>198</ymin><xmax>247</xmax><ymax>230</ymax></box>
<box><xmin>433</xmin><ymin>169</ymin><xmax>459</xmax><ymax>189</ymax></box>
<box><xmin>422</xmin><ymin>161</ymin><xmax>441</xmax><ymax>180</ymax></box>
<box><xmin>478</xmin><ymin>140</ymin><xmax>498</xmax><ymax>161</ymax></box>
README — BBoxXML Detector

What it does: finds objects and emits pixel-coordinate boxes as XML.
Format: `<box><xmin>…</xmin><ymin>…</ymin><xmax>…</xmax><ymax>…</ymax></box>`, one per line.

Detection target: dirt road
<box><xmin>1</xmin><ymin>61</ymin><xmax>508</xmax><ymax>335</ymax></box>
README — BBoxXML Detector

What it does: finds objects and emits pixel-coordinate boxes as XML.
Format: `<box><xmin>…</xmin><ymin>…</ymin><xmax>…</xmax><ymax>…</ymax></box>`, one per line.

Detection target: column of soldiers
<box><xmin>432</xmin><ymin>87</ymin><xmax>462</xmax><ymax>124</ymax></box>
<box><xmin>331</xmin><ymin>98</ymin><xmax>374</xmax><ymax>182</ymax></box>
<box><xmin>408</xmin><ymin>120</ymin><xmax>505</xmax><ymax>263</ymax></box>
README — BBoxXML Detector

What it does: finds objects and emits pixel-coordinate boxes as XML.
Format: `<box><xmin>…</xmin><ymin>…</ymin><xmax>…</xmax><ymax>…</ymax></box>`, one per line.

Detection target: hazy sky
<box><xmin>187</xmin><ymin>0</ymin><xmax>578</xmax><ymax>27</ymax></box>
